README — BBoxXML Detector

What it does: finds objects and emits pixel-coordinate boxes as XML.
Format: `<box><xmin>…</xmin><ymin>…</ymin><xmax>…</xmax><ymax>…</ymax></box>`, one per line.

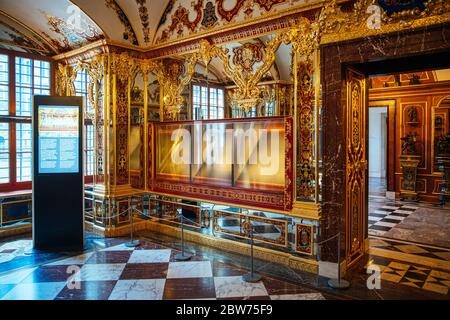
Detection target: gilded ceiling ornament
<box><xmin>378</xmin><ymin>0</ymin><xmax>427</xmax><ymax>16</ymax></box>
<box><xmin>319</xmin><ymin>0</ymin><xmax>450</xmax><ymax>44</ymax></box>
<box><xmin>149</xmin><ymin>58</ymin><xmax>197</xmax><ymax>119</ymax></box>
<box><xmin>85</xmin><ymin>56</ymin><xmax>106</xmax><ymax>119</ymax></box>
<box><xmin>187</xmin><ymin>18</ymin><xmax>319</xmax><ymax>112</ymax></box>
<box><xmin>232</xmin><ymin>42</ymin><xmax>263</xmax><ymax>74</ymax></box>
<box><xmin>110</xmin><ymin>52</ymin><xmax>137</xmax><ymax>81</ymax></box>
<box><xmin>288</xmin><ymin>22</ymin><xmax>320</xmax><ymax>57</ymax></box>
<box><xmin>56</xmin><ymin>63</ymin><xmax>77</xmax><ymax>96</ymax></box>
<box><xmin>137</xmin><ymin>59</ymin><xmax>159</xmax><ymax>82</ymax></box>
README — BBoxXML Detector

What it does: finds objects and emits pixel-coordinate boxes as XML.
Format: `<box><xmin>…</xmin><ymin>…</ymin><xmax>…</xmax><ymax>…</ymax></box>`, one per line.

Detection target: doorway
<box><xmin>365</xmin><ymin>68</ymin><xmax>450</xmax><ymax>250</ymax></box>
<box><xmin>342</xmin><ymin>62</ymin><xmax>450</xmax><ymax>271</ymax></box>
<box><xmin>368</xmin><ymin>106</ymin><xmax>388</xmax><ymax>198</ymax></box>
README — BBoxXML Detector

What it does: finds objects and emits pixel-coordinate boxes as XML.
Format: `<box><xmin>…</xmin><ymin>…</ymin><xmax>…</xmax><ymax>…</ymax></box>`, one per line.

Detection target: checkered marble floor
<box><xmin>365</xmin><ymin>256</ymin><xmax>450</xmax><ymax>295</ymax></box>
<box><xmin>0</xmin><ymin>241</ymin><xmax>325</xmax><ymax>300</ymax></box>
<box><xmin>366</xmin><ymin>237</ymin><xmax>450</xmax><ymax>295</ymax></box>
<box><xmin>368</xmin><ymin>202</ymin><xmax>418</xmax><ymax>236</ymax></box>
<box><xmin>369</xmin><ymin>237</ymin><xmax>450</xmax><ymax>262</ymax></box>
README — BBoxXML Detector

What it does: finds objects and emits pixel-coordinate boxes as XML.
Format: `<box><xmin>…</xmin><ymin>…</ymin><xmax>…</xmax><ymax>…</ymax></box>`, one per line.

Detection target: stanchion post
<box><xmin>242</xmin><ymin>221</ymin><xmax>262</xmax><ymax>283</ymax></box>
<box><xmin>125</xmin><ymin>198</ymin><xmax>140</xmax><ymax>247</ymax></box>
<box><xmin>174</xmin><ymin>214</ymin><xmax>192</xmax><ymax>261</ymax></box>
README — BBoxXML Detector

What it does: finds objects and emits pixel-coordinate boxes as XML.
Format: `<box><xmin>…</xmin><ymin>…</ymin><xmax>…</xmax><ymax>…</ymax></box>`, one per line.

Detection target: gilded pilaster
<box><xmin>110</xmin><ymin>53</ymin><xmax>137</xmax><ymax>190</ymax></box>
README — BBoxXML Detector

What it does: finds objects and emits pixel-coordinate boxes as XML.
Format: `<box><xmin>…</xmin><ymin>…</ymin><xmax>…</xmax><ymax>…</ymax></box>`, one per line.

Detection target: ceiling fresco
<box><xmin>153</xmin><ymin>0</ymin><xmax>313</xmax><ymax>45</ymax></box>
<box><xmin>0</xmin><ymin>0</ymin><xmax>320</xmax><ymax>55</ymax></box>
<box><xmin>0</xmin><ymin>13</ymin><xmax>55</xmax><ymax>55</ymax></box>
<box><xmin>0</xmin><ymin>0</ymin><xmax>104</xmax><ymax>54</ymax></box>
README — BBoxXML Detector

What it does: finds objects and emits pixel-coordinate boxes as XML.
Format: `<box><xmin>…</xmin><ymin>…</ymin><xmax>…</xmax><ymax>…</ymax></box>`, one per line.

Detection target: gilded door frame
<box><xmin>345</xmin><ymin>67</ymin><xmax>368</xmax><ymax>268</ymax></box>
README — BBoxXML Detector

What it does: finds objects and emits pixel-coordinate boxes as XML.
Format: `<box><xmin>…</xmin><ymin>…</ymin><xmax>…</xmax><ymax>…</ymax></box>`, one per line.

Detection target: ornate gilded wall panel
<box><xmin>212</xmin><ymin>209</ymin><xmax>288</xmax><ymax>248</ymax></box>
<box><xmin>87</xmin><ymin>57</ymin><xmax>106</xmax><ymax>184</ymax></box>
<box><xmin>295</xmin><ymin>223</ymin><xmax>314</xmax><ymax>255</ymax></box>
<box><xmin>111</xmin><ymin>53</ymin><xmax>137</xmax><ymax>186</ymax></box>
<box><xmin>345</xmin><ymin>68</ymin><xmax>367</xmax><ymax>267</ymax></box>
<box><xmin>296</xmin><ymin>59</ymin><xmax>315</xmax><ymax>201</ymax></box>
<box><xmin>115</xmin><ymin>77</ymin><xmax>129</xmax><ymax>185</ymax></box>
<box><xmin>55</xmin><ymin>63</ymin><xmax>76</xmax><ymax>96</ymax></box>
<box><xmin>319</xmin><ymin>0</ymin><xmax>450</xmax><ymax>45</ymax></box>
<box><xmin>147</xmin><ymin>123</ymin><xmax>154</xmax><ymax>190</ymax></box>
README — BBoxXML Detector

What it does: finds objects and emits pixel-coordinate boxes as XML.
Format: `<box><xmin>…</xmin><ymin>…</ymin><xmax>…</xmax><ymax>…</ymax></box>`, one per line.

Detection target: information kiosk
<box><xmin>33</xmin><ymin>96</ymin><xmax>84</xmax><ymax>250</ymax></box>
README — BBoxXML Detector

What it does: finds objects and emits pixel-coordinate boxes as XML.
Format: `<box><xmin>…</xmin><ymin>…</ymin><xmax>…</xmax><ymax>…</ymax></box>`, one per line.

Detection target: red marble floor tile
<box><xmin>55</xmin><ymin>280</ymin><xmax>117</xmax><ymax>300</ymax></box>
<box><xmin>120</xmin><ymin>263</ymin><xmax>169</xmax><ymax>280</ymax></box>
<box><xmin>85</xmin><ymin>250</ymin><xmax>132</xmax><ymax>264</ymax></box>
<box><xmin>21</xmin><ymin>265</ymin><xmax>83</xmax><ymax>283</ymax></box>
<box><xmin>163</xmin><ymin>277</ymin><xmax>216</xmax><ymax>299</ymax></box>
<box><xmin>212</xmin><ymin>260</ymin><xmax>246</xmax><ymax>277</ymax></box>
<box><xmin>134</xmin><ymin>243</ymin><xmax>168</xmax><ymax>250</ymax></box>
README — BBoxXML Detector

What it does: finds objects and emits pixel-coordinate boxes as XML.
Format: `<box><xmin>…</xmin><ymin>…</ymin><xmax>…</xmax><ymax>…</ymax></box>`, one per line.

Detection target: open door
<box><xmin>345</xmin><ymin>67</ymin><xmax>368</xmax><ymax>268</ymax></box>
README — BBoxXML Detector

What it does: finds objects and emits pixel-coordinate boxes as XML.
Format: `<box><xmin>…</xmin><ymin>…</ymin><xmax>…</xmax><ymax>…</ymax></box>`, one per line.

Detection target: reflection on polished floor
<box><xmin>368</xmin><ymin>178</ymin><xmax>450</xmax><ymax>249</ymax></box>
<box><xmin>366</xmin><ymin>237</ymin><xmax>450</xmax><ymax>295</ymax></box>
<box><xmin>0</xmin><ymin>236</ymin><xmax>325</xmax><ymax>300</ymax></box>
<box><xmin>1</xmin><ymin>233</ymin><xmax>450</xmax><ymax>300</ymax></box>
<box><xmin>363</xmin><ymin>177</ymin><xmax>450</xmax><ymax>296</ymax></box>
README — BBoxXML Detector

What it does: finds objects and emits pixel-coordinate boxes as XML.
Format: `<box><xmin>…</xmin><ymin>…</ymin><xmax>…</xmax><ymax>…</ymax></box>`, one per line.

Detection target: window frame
<box><xmin>191</xmin><ymin>82</ymin><xmax>225</xmax><ymax>120</ymax></box>
<box><xmin>0</xmin><ymin>48</ymin><xmax>54</xmax><ymax>192</ymax></box>
<box><xmin>74</xmin><ymin>68</ymin><xmax>94</xmax><ymax>183</ymax></box>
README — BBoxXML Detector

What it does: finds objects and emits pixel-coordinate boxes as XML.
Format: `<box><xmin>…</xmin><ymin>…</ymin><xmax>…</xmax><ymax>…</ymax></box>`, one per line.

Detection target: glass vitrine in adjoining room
<box><xmin>433</xmin><ymin>95</ymin><xmax>450</xmax><ymax>206</ymax></box>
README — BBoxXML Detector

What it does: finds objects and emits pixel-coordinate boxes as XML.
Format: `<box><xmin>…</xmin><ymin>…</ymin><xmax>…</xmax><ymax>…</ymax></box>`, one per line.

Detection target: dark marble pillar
<box><xmin>319</xmin><ymin>23</ymin><xmax>450</xmax><ymax>264</ymax></box>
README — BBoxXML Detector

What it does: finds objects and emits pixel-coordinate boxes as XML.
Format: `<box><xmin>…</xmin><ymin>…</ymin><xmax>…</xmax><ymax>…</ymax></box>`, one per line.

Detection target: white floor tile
<box><xmin>108</xmin><ymin>279</ymin><xmax>166</xmax><ymax>300</ymax></box>
<box><xmin>374</xmin><ymin>221</ymin><xmax>397</xmax><ymax>228</ymax></box>
<box><xmin>385</xmin><ymin>215</ymin><xmax>405</xmax><ymax>221</ymax></box>
<box><xmin>373</xmin><ymin>210</ymin><xmax>389</xmax><ymax>215</ymax></box>
<box><xmin>79</xmin><ymin>263</ymin><xmax>125</xmax><ymax>281</ymax></box>
<box><xmin>1</xmin><ymin>282</ymin><xmax>66</xmax><ymax>300</ymax></box>
<box><xmin>128</xmin><ymin>249</ymin><xmax>171</xmax><ymax>264</ymax></box>
<box><xmin>0</xmin><ymin>268</ymin><xmax>37</xmax><ymax>285</ymax></box>
<box><xmin>101</xmin><ymin>244</ymin><xmax>135</xmax><ymax>251</ymax></box>
<box><xmin>392</xmin><ymin>210</ymin><xmax>413</xmax><ymax>214</ymax></box>
<box><xmin>167</xmin><ymin>261</ymin><xmax>212</xmax><ymax>279</ymax></box>
<box><xmin>214</xmin><ymin>276</ymin><xmax>267</xmax><ymax>298</ymax></box>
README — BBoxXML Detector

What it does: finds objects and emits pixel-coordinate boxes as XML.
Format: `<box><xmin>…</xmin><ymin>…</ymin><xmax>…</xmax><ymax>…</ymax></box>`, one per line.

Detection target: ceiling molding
<box><xmin>0</xmin><ymin>9</ymin><xmax>57</xmax><ymax>54</ymax></box>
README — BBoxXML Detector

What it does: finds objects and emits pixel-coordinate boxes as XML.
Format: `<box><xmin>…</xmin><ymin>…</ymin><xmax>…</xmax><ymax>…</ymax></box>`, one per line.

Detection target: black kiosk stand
<box><xmin>32</xmin><ymin>96</ymin><xmax>84</xmax><ymax>251</ymax></box>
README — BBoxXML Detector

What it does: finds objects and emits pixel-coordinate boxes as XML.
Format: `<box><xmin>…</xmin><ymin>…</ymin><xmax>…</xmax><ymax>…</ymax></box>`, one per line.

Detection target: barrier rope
<box><xmin>134</xmin><ymin>206</ymin><xmax>203</xmax><ymax>228</ymax></box>
<box><xmin>317</xmin><ymin>232</ymin><xmax>340</xmax><ymax>246</ymax></box>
